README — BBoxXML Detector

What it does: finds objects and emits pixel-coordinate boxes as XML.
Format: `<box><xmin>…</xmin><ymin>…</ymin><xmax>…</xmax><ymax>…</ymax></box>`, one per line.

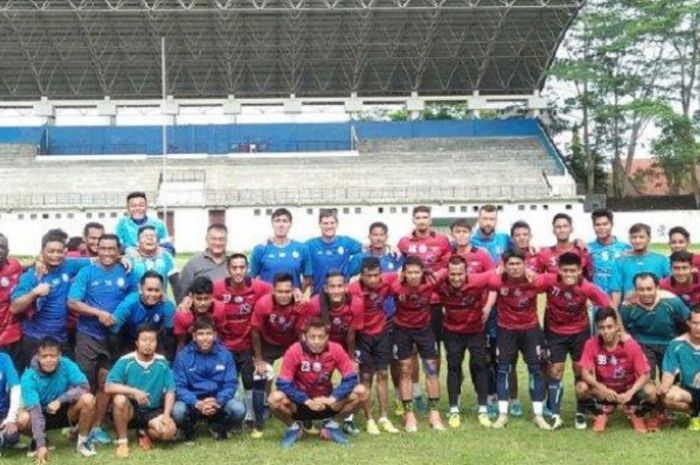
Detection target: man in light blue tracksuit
<box><xmin>172</xmin><ymin>316</ymin><xmax>246</xmax><ymax>441</ymax></box>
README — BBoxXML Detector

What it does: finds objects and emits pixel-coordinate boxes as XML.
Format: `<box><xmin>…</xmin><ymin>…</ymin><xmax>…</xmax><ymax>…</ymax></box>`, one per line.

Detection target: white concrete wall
<box><xmin>3</xmin><ymin>202</ymin><xmax>696</xmax><ymax>256</ymax></box>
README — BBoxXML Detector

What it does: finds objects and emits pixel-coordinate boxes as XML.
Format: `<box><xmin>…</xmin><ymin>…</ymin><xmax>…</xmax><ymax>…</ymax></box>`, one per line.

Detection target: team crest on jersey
<box><xmin>418</xmin><ymin>244</ymin><xmax>427</xmax><ymax>253</ymax></box>
<box><xmin>153</xmin><ymin>314</ymin><xmax>161</xmax><ymax>323</ymax></box>
<box><xmin>215</xmin><ymin>364</ymin><xmax>225</xmax><ymax>371</ymax></box>
<box><xmin>234</xmin><ymin>296</ymin><xmax>244</xmax><ymax>304</ymax></box>
<box><xmin>62</xmin><ymin>273</ymin><xmax>70</xmax><ymax>282</ymax></box>
<box><xmin>116</xmin><ymin>277</ymin><xmax>126</xmax><ymax>288</ymax></box>
<box><xmin>292</xmin><ymin>251</ymin><xmax>300</xmax><ymax>259</ymax></box>
<box><xmin>0</xmin><ymin>277</ymin><xmax>8</xmax><ymax>287</ymax></box>
<box><xmin>564</xmin><ymin>291</ymin><xmax>572</xmax><ymax>300</ymax></box>
<box><xmin>609</xmin><ymin>355</ymin><xmax>618</xmax><ymax>365</ymax></box>
<box><xmin>279</xmin><ymin>252</ymin><xmax>286</xmax><ymax>258</ymax></box>
<box><xmin>268</xmin><ymin>253</ymin><xmax>276</xmax><ymax>259</ymax></box>
<box><xmin>338</xmin><ymin>246</ymin><xmax>345</xmax><ymax>255</ymax></box>
<box><xmin>387</xmin><ymin>263</ymin><xmax>395</xmax><ymax>270</ymax></box>
<box><xmin>513</xmin><ymin>288</ymin><xmax>522</xmax><ymax>297</ymax></box>
<box><xmin>332</xmin><ymin>317</ymin><xmax>342</xmax><ymax>326</ymax></box>
<box><xmin>500</xmin><ymin>288</ymin><xmax>509</xmax><ymax>297</ymax></box>
<box><xmin>312</xmin><ymin>361</ymin><xmax>322</xmax><ymax>372</ymax></box>
<box><xmin>601</xmin><ymin>251</ymin><xmax>610</xmax><ymax>261</ymax></box>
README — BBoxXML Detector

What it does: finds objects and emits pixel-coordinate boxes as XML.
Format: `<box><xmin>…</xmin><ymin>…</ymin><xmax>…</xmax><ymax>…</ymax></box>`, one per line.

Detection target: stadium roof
<box><xmin>0</xmin><ymin>0</ymin><xmax>583</xmax><ymax>100</ymax></box>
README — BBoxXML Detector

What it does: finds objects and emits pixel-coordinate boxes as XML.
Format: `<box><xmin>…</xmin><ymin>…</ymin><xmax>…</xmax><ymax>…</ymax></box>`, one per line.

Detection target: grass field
<box><xmin>3</xmin><ymin>243</ymin><xmax>695</xmax><ymax>465</ymax></box>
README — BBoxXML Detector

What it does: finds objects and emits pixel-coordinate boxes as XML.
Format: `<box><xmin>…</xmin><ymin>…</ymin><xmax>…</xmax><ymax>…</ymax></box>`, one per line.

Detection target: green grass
<box><xmin>3</xmin><ymin>244</ymin><xmax>693</xmax><ymax>464</ymax></box>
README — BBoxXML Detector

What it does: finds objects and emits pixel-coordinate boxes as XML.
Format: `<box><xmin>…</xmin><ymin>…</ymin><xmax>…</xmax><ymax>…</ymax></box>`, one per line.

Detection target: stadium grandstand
<box><xmin>0</xmin><ymin>0</ymin><xmax>586</xmax><ymax>254</ymax></box>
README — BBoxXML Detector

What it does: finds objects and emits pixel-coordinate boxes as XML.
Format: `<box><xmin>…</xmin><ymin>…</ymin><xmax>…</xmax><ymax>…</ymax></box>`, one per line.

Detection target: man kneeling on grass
<box><xmin>268</xmin><ymin>317</ymin><xmax>368</xmax><ymax>448</ymax></box>
<box><xmin>16</xmin><ymin>338</ymin><xmax>96</xmax><ymax>463</ymax></box>
<box><xmin>172</xmin><ymin>316</ymin><xmax>246</xmax><ymax>441</ymax></box>
<box><xmin>105</xmin><ymin>324</ymin><xmax>177</xmax><ymax>458</ymax></box>
<box><xmin>576</xmin><ymin>307</ymin><xmax>656</xmax><ymax>433</ymax></box>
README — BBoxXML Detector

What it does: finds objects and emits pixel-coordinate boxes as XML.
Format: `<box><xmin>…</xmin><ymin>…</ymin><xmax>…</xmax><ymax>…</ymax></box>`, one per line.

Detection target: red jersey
<box><xmin>692</xmin><ymin>254</ymin><xmax>700</xmax><ymax>271</ymax></box>
<box><xmin>579</xmin><ymin>336</ymin><xmax>649</xmax><ymax>393</ymax></box>
<box><xmin>502</xmin><ymin>248</ymin><xmax>540</xmax><ymax>272</ymax></box>
<box><xmin>212</xmin><ymin>278</ymin><xmax>272</xmax><ymax>352</ymax></box>
<box><xmin>397</xmin><ymin>231</ymin><xmax>452</xmax><ymax>273</ymax></box>
<box><xmin>660</xmin><ymin>274</ymin><xmax>700</xmax><ymax>308</ymax></box>
<box><xmin>0</xmin><ymin>259</ymin><xmax>23</xmax><ymax>347</ymax></box>
<box><xmin>174</xmin><ymin>301</ymin><xmax>223</xmax><ymax>337</ymax></box>
<box><xmin>250</xmin><ymin>294</ymin><xmax>305</xmax><ymax>349</ymax></box>
<box><xmin>304</xmin><ymin>294</ymin><xmax>363</xmax><ymax>348</ymax></box>
<box><xmin>487</xmin><ymin>273</ymin><xmax>541</xmax><ymax>331</ymax></box>
<box><xmin>536</xmin><ymin>244</ymin><xmax>593</xmax><ymax>280</ymax></box>
<box><xmin>534</xmin><ymin>273</ymin><xmax>609</xmax><ymax>335</ymax></box>
<box><xmin>386</xmin><ymin>273</ymin><xmax>441</xmax><ymax>330</ymax></box>
<box><xmin>347</xmin><ymin>278</ymin><xmax>393</xmax><ymax>336</ymax></box>
<box><xmin>434</xmin><ymin>272</ymin><xmax>492</xmax><ymax>334</ymax></box>
<box><xmin>453</xmin><ymin>247</ymin><xmax>494</xmax><ymax>274</ymax></box>
<box><xmin>278</xmin><ymin>341</ymin><xmax>356</xmax><ymax>399</ymax></box>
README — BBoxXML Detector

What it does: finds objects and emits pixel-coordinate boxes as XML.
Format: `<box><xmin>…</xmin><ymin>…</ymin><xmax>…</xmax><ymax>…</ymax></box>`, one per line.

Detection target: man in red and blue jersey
<box><xmin>268</xmin><ymin>317</ymin><xmax>367</xmax><ymax>448</ymax></box>
<box><xmin>213</xmin><ymin>253</ymin><xmax>272</xmax><ymax>437</ymax></box>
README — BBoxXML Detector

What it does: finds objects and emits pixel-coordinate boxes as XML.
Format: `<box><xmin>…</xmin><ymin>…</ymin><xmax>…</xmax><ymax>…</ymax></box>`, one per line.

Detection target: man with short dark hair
<box><xmin>449</xmin><ymin>219</ymin><xmax>493</xmax><ymax>273</ymax></box>
<box><xmin>212</xmin><ymin>253</ymin><xmax>272</xmax><ymax>437</ymax></box>
<box><xmin>172</xmin><ymin>316</ymin><xmax>246</xmax><ymax>441</ymax></box>
<box><xmin>16</xmin><ymin>338</ymin><xmax>97</xmax><ymax>461</ymax></box>
<box><xmin>347</xmin><ymin>222</ymin><xmax>403</xmax><ymax>277</ymax></box>
<box><xmin>610</xmin><ymin>223</ymin><xmax>670</xmax><ymax>309</ymax></box>
<box><xmin>249</xmin><ymin>208</ymin><xmax>312</xmax><ymax>291</ymax></box>
<box><xmin>588</xmin><ymin>209</ymin><xmax>631</xmax><ymax>296</ymax></box>
<box><xmin>11</xmin><ymin>231</ymin><xmax>92</xmax><ymax>370</ymax></box>
<box><xmin>536</xmin><ymin>213</ymin><xmax>592</xmax><ymax>278</ymax></box>
<box><xmin>470</xmin><ymin>204</ymin><xmax>512</xmax><ymax>261</ymax></box>
<box><xmin>576</xmin><ymin>308</ymin><xmax>655</xmax><ymax>433</ymax></box>
<box><xmin>509</xmin><ymin>221</ymin><xmax>540</xmax><ymax>271</ymax></box>
<box><xmin>106</xmin><ymin>324</ymin><xmax>177</xmax><ymax>458</ymax></box>
<box><xmin>174</xmin><ymin>276</ymin><xmax>223</xmax><ymax>349</ymax></box>
<box><xmin>68</xmin><ymin>233</ymin><xmax>135</xmax><ymax>445</ymax></box>
<box><xmin>250</xmin><ymin>273</ymin><xmax>307</xmax><ymax>436</ymax></box>
<box><xmin>0</xmin><ymin>234</ymin><xmax>23</xmax><ymax>369</ymax></box>
<box><xmin>268</xmin><ymin>317</ymin><xmax>368</xmax><ymax>448</ymax></box>
<box><xmin>535</xmin><ymin>252</ymin><xmax>609</xmax><ymax>430</ymax></box>
<box><xmin>305</xmin><ymin>209</ymin><xmax>363</xmax><ymax>295</ymax></box>
<box><xmin>79</xmin><ymin>222</ymin><xmax>105</xmax><ymax>258</ymax></box>
<box><xmin>115</xmin><ymin>192</ymin><xmax>172</xmax><ymax>254</ymax></box>
<box><xmin>661</xmin><ymin>251</ymin><xmax>700</xmax><ymax>308</ymax></box>
<box><xmin>176</xmin><ymin>223</ymin><xmax>229</xmax><ymax>302</ymax></box>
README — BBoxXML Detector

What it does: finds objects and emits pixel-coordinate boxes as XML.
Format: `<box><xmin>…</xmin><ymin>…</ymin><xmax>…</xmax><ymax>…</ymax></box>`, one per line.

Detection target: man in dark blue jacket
<box><xmin>172</xmin><ymin>316</ymin><xmax>246</xmax><ymax>440</ymax></box>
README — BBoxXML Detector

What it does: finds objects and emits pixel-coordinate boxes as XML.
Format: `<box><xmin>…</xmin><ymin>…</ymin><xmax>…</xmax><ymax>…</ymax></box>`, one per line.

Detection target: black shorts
<box><xmin>75</xmin><ymin>332</ymin><xmax>115</xmax><ymax>387</ymax></box>
<box><xmin>292</xmin><ymin>403</ymin><xmax>338</xmax><ymax>421</ymax></box>
<box><xmin>496</xmin><ymin>327</ymin><xmax>544</xmax><ymax>366</ymax></box>
<box><xmin>430</xmin><ymin>305</ymin><xmax>444</xmax><ymax>344</ymax></box>
<box><xmin>545</xmin><ymin>329</ymin><xmax>590</xmax><ymax>364</ymax></box>
<box><xmin>641</xmin><ymin>344</ymin><xmax>666</xmax><ymax>381</ymax></box>
<box><xmin>357</xmin><ymin>332</ymin><xmax>392</xmax><ymax>373</ymax></box>
<box><xmin>129</xmin><ymin>401</ymin><xmax>164</xmax><ymax>429</ymax></box>
<box><xmin>232</xmin><ymin>350</ymin><xmax>255</xmax><ymax>390</ymax></box>
<box><xmin>392</xmin><ymin>325</ymin><xmax>438</xmax><ymax>361</ymax></box>
<box><xmin>261</xmin><ymin>340</ymin><xmax>286</xmax><ymax>365</ymax></box>
<box><xmin>44</xmin><ymin>405</ymin><xmax>72</xmax><ymax>431</ymax></box>
<box><xmin>20</xmin><ymin>336</ymin><xmax>73</xmax><ymax>372</ymax></box>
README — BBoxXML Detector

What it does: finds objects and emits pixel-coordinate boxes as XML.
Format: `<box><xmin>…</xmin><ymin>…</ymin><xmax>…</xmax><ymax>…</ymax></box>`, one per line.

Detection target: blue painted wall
<box><xmin>0</xmin><ymin>118</ymin><xmax>565</xmax><ymax>173</ymax></box>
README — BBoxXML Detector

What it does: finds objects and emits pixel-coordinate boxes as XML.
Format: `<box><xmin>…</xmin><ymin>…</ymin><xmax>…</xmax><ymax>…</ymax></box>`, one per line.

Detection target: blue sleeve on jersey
<box><xmin>0</xmin><ymin>354</ymin><xmax>19</xmax><ymax>387</ymax></box>
<box><xmin>331</xmin><ymin>373</ymin><xmax>359</xmax><ymax>401</ymax></box>
<box><xmin>11</xmin><ymin>269</ymin><xmax>37</xmax><ymax>300</ymax></box>
<box><xmin>345</xmin><ymin>237</ymin><xmax>363</xmax><ymax>256</ymax></box>
<box><xmin>673</xmin><ymin>298</ymin><xmax>691</xmax><ymax>323</ymax></box>
<box><xmin>106</xmin><ymin>359</ymin><xmax>126</xmax><ymax>385</ymax></box>
<box><xmin>67</xmin><ymin>267</ymin><xmax>90</xmax><ymax>302</ymax></box>
<box><xmin>114</xmin><ymin>218</ymin><xmax>128</xmax><ymax>248</ymax></box>
<box><xmin>111</xmin><ymin>294</ymin><xmax>134</xmax><ymax>335</ymax></box>
<box><xmin>65</xmin><ymin>258</ymin><xmax>92</xmax><ymax>276</ymax></box>
<box><xmin>173</xmin><ymin>356</ymin><xmax>198</xmax><ymax>407</ymax></box>
<box><xmin>661</xmin><ymin>342</ymin><xmax>680</xmax><ymax>375</ymax></box>
<box><xmin>300</xmin><ymin>243</ymin><xmax>313</xmax><ymax>278</ymax></box>
<box><xmin>20</xmin><ymin>371</ymin><xmax>40</xmax><ymax>409</ymax></box>
<box><xmin>155</xmin><ymin>220</ymin><xmax>169</xmax><ymax>243</ymax></box>
<box><xmin>65</xmin><ymin>359</ymin><xmax>89</xmax><ymax>386</ymax></box>
<box><xmin>347</xmin><ymin>254</ymin><xmax>362</xmax><ymax>277</ymax></box>
<box><xmin>162</xmin><ymin>301</ymin><xmax>176</xmax><ymax>329</ymax></box>
<box><xmin>276</xmin><ymin>378</ymin><xmax>309</xmax><ymax>404</ymax></box>
<box><xmin>661</xmin><ymin>256</ymin><xmax>671</xmax><ymax>279</ymax></box>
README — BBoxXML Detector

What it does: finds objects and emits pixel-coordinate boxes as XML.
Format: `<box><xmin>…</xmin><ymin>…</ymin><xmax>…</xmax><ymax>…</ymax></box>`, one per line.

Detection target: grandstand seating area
<box><xmin>0</xmin><ymin>128</ymin><xmax>573</xmax><ymax>210</ymax></box>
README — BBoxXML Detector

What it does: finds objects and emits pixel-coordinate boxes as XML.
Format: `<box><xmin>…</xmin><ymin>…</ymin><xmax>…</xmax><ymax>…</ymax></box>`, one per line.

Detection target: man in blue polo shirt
<box><xmin>115</xmin><ymin>191</ymin><xmax>173</xmax><ymax>255</ymax></box>
<box><xmin>0</xmin><ymin>352</ymin><xmax>20</xmax><ymax>455</ymax></box>
<box><xmin>610</xmin><ymin>223</ymin><xmax>670</xmax><ymax>309</ymax></box>
<box><xmin>10</xmin><ymin>230</ymin><xmax>91</xmax><ymax>370</ymax></box>
<box><xmin>305</xmin><ymin>209</ymin><xmax>362</xmax><ymax>295</ymax></box>
<box><xmin>172</xmin><ymin>316</ymin><xmax>246</xmax><ymax>441</ymax></box>
<box><xmin>111</xmin><ymin>271</ymin><xmax>175</xmax><ymax>351</ymax></box>
<box><xmin>249</xmin><ymin>208</ymin><xmax>313</xmax><ymax>291</ymax></box>
<box><xmin>68</xmin><ymin>233</ymin><xmax>135</xmax><ymax>445</ymax></box>
<box><xmin>588</xmin><ymin>208</ymin><xmax>632</xmax><ymax>295</ymax></box>
<box><xmin>470</xmin><ymin>204</ymin><xmax>512</xmax><ymax>262</ymax></box>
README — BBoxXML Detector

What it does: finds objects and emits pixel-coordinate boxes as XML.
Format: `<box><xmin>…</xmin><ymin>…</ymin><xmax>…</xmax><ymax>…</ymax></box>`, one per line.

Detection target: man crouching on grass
<box><xmin>268</xmin><ymin>317</ymin><xmax>368</xmax><ymax>448</ymax></box>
